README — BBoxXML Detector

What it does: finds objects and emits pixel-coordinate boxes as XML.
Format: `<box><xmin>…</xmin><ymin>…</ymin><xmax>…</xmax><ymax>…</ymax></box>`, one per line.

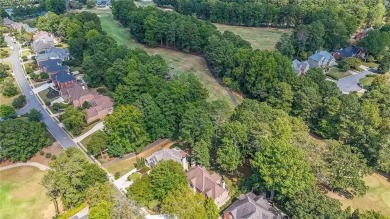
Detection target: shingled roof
<box><xmin>186</xmin><ymin>166</ymin><xmax>227</xmax><ymax>200</ymax></box>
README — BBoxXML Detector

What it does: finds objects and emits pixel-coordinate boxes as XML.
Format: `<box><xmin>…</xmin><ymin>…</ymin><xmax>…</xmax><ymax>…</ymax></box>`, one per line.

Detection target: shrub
<box><xmin>51</xmin><ymin>155</ymin><xmax>57</xmax><ymax>160</ymax></box>
<box><xmin>368</xmin><ymin>55</ymin><xmax>375</xmax><ymax>62</ymax></box>
<box><xmin>25</xmin><ymin>67</ymin><xmax>33</xmax><ymax>74</ymax></box>
<box><xmin>148</xmin><ymin>200</ymin><xmax>159</xmax><ymax>212</ymax></box>
<box><xmin>96</xmin><ymin>87</ymin><xmax>108</xmax><ymax>95</ymax></box>
<box><xmin>366</xmin><ymin>74</ymin><xmax>377</xmax><ymax>77</ymax></box>
<box><xmin>114</xmin><ymin>172</ymin><xmax>121</xmax><ymax>179</ymax></box>
<box><xmin>39</xmin><ymin>151</ymin><xmax>45</xmax><ymax>156</ymax></box>
<box><xmin>39</xmin><ymin>72</ymin><xmax>49</xmax><ymax>79</ymax></box>
<box><xmin>21</xmin><ymin>55</ymin><xmax>28</xmax><ymax>61</ymax></box>
<box><xmin>12</xmin><ymin>95</ymin><xmax>26</xmax><ymax>109</ymax></box>
<box><xmin>45</xmin><ymin>100</ymin><xmax>51</xmax><ymax>106</ymax></box>
<box><xmin>134</xmin><ymin>157</ymin><xmax>145</xmax><ymax>170</ymax></box>
<box><xmin>58</xmin><ymin>203</ymin><xmax>88</xmax><ymax>219</ymax></box>
<box><xmin>45</xmin><ymin>152</ymin><xmax>52</xmax><ymax>158</ymax></box>
<box><xmin>139</xmin><ymin>166</ymin><xmax>150</xmax><ymax>174</ymax></box>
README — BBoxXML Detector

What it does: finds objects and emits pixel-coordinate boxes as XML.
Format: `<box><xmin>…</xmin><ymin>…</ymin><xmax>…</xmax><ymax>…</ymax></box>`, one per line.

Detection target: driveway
<box><xmin>5</xmin><ymin>36</ymin><xmax>75</xmax><ymax>148</ymax></box>
<box><xmin>32</xmin><ymin>82</ymin><xmax>54</xmax><ymax>94</ymax></box>
<box><xmin>336</xmin><ymin>70</ymin><xmax>375</xmax><ymax>93</ymax></box>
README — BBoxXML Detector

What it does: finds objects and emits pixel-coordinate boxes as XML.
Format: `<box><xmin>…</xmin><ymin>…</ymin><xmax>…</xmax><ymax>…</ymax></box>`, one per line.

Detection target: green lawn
<box><xmin>127</xmin><ymin>172</ymin><xmax>141</xmax><ymax>181</ymax></box>
<box><xmin>21</xmin><ymin>49</ymin><xmax>32</xmax><ymax>58</ymax></box>
<box><xmin>328</xmin><ymin>173</ymin><xmax>390</xmax><ymax>216</ymax></box>
<box><xmin>81</xmin><ymin>130</ymin><xmax>104</xmax><ymax>147</ymax></box>
<box><xmin>359</xmin><ymin>76</ymin><xmax>376</xmax><ymax>87</ymax></box>
<box><xmin>214</xmin><ymin>23</ymin><xmax>292</xmax><ymax>50</ymax></box>
<box><xmin>327</xmin><ymin>67</ymin><xmax>352</xmax><ymax>80</ymax></box>
<box><xmin>0</xmin><ymin>167</ymin><xmax>54</xmax><ymax>219</ymax></box>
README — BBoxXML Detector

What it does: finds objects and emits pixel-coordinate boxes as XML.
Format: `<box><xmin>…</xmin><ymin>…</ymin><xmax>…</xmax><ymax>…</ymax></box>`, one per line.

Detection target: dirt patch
<box><xmin>0</xmin><ymin>142</ymin><xmax>63</xmax><ymax>167</ymax></box>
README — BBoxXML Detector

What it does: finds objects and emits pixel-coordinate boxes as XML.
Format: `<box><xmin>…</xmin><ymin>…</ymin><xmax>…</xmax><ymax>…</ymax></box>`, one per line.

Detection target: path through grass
<box><xmin>0</xmin><ymin>167</ymin><xmax>54</xmax><ymax>219</ymax></box>
<box><xmin>214</xmin><ymin>23</ymin><xmax>292</xmax><ymax>50</ymax></box>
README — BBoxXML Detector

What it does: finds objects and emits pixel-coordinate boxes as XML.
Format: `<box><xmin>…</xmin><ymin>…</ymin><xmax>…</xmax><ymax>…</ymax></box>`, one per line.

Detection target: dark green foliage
<box><xmin>149</xmin><ymin>160</ymin><xmax>188</xmax><ymax>200</ymax></box>
<box><xmin>0</xmin><ymin>78</ymin><xmax>18</xmax><ymax>97</ymax></box>
<box><xmin>0</xmin><ymin>105</ymin><xmax>16</xmax><ymax>118</ymax></box>
<box><xmin>378</xmin><ymin>52</ymin><xmax>390</xmax><ymax>74</ymax></box>
<box><xmin>62</xmin><ymin>106</ymin><xmax>85</xmax><ymax>136</ymax></box>
<box><xmin>86</xmin><ymin>131</ymin><xmax>108</xmax><ymax>157</ymax></box>
<box><xmin>0</xmin><ymin>119</ymin><xmax>52</xmax><ymax>161</ymax></box>
<box><xmin>45</xmin><ymin>0</ymin><xmax>66</xmax><ymax>14</ymax></box>
<box><xmin>12</xmin><ymin>95</ymin><xmax>26</xmax><ymax>109</ymax></box>
<box><xmin>127</xmin><ymin>175</ymin><xmax>154</xmax><ymax>206</ymax></box>
<box><xmin>27</xmin><ymin>108</ymin><xmax>42</xmax><ymax>122</ymax></box>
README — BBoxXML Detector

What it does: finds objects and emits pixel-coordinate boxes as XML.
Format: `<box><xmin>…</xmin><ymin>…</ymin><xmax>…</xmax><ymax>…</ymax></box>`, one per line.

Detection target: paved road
<box><xmin>336</xmin><ymin>70</ymin><xmax>376</xmax><ymax>93</ymax></box>
<box><xmin>5</xmin><ymin>36</ymin><xmax>75</xmax><ymax>148</ymax></box>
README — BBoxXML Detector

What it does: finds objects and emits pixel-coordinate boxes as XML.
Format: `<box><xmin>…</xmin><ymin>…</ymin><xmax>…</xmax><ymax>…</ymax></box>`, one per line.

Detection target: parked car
<box><xmin>29</xmin><ymin>91</ymin><xmax>33</xmax><ymax>95</ymax></box>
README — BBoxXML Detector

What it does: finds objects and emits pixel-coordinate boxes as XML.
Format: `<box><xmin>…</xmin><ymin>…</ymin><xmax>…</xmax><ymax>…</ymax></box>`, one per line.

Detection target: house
<box><xmin>35</xmin><ymin>47</ymin><xmax>70</xmax><ymax>62</ymax></box>
<box><xmin>32</xmin><ymin>32</ymin><xmax>55</xmax><ymax>53</ymax></box>
<box><xmin>12</xmin><ymin>23</ymin><xmax>37</xmax><ymax>34</ymax></box>
<box><xmin>308</xmin><ymin>51</ymin><xmax>336</xmax><ymax>68</ymax></box>
<box><xmin>145</xmin><ymin>148</ymin><xmax>188</xmax><ymax>170</ymax></box>
<box><xmin>223</xmin><ymin>193</ymin><xmax>288</xmax><ymax>219</ymax></box>
<box><xmin>61</xmin><ymin>83</ymin><xmax>114</xmax><ymax>123</ymax></box>
<box><xmin>334</xmin><ymin>46</ymin><xmax>362</xmax><ymax>59</ymax></box>
<box><xmin>51</xmin><ymin>70</ymin><xmax>77</xmax><ymax>89</ymax></box>
<box><xmin>61</xmin><ymin>83</ymin><xmax>95</xmax><ymax>107</ymax></box>
<box><xmin>292</xmin><ymin>59</ymin><xmax>310</xmax><ymax>75</ymax></box>
<box><xmin>85</xmin><ymin>95</ymin><xmax>114</xmax><ymax>124</ymax></box>
<box><xmin>2</xmin><ymin>18</ymin><xmax>15</xmax><ymax>27</ymax></box>
<box><xmin>38</xmin><ymin>59</ymin><xmax>70</xmax><ymax>74</ymax></box>
<box><xmin>186</xmin><ymin>166</ymin><xmax>230</xmax><ymax>208</ymax></box>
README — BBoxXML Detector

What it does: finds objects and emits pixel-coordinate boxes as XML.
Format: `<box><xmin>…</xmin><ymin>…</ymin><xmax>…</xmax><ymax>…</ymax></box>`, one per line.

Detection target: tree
<box><xmin>285</xmin><ymin>188</ymin><xmax>347</xmax><ymax>219</ymax></box>
<box><xmin>12</xmin><ymin>95</ymin><xmax>26</xmax><ymax>109</ymax></box>
<box><xmin>0</xmin><ymin>78</ymin><xmax>17</xmax><ymax>97</ymax></box>
<box><xmin>45</xmin><ymin>0</ymin><xmax>66</xmax><ymax>14</ymax></box>
<box><xmin>349</xmin><ymin>209</ymin><xmax>389</xmax><ymax>219</ymax></box>
<box><xmin>378</xmin><ymin>52</ymin><xmax>390</xmax><ymax>74</ymax></box>
<box><xmin>161</xmin><ymin>188</ymin><xmax>207</xmax><ymax>219</ymax></box>
<box><xmin>0</xmin><ymin>119</ymin><xmax>51</xmax><ymax>161</ymax></box>
<box><xmin>85</xmin><ymin>182</ymin><xmax>114</xmax><ymax>207</ymax></box>
<box><xmin>149</xmin><ymin>160</ymin><xmax>188</xmax><ymax>200</ymax></box>
<box><xmin>41</xmin><ymin>171</ymin><xmax>61</xmax><ymax>216</ymax></box>
<box><xmin>275</xmin><ymin>33</ymin><xmax>294</xmax><ymax>58</ymax></box>
<box><xmin>104</xmin><ymin>105</ymin><xmax>150</xmax><ymax>156</ymax></box>
<box><xmin>62</xmin><ymin>106</ymin><xmax>85</xmax><ymax>135</ymax></box>
<box><xmin>87</xmin><ymin>131</ymin><xmax>108</xmax><ymax>157</ymax></box>
<box><xmin>86</xmin><ymin>0</ymin><xmax>95</xmax><ymax>9</ymax></box>
<box><xmin>0</xmin><ymin>105</ymin><xmax>16</xmax><ymax>118</ymax></box>
<box><xmin>251</xmin><ymin>139</ymin><xmax>315</xmax><ymax>199</ymax></box>
<box><xmin>358</xmin><ymin>30</ymin><xmax>390</xmax><ymax>58</ymax></box>
<box><xmin>27</xmin><ymin>108</ymin><xmax>42</xmax><ymax>121</ymax></box>
<box><xmin>216</xmin><ymin>138</ymin><xmax>242</xmax><ymax>172</ymax></box>
<box><xmin>127</xmin><ymin>175</ymin><xmax>154</xmax><ymax>206</ymax></box>
<box><xmin>89</xmin><ymin>201</ymin><xmax>111</xmax><ymax>219</ymax></box>
<box><xmin>193</xmin><ymin>140</ymin><xmax>210</xmax><ymax>168</ymax></box>
<box><xmin>204</xmin><ymin>198</ymin><xmax>219</xmax><ymax>219</ymax></box>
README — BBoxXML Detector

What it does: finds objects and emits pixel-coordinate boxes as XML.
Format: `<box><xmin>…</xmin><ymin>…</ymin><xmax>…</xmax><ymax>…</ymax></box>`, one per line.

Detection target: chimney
<box><xmin>221</xmin><ymin>179</ymin><xmax>226</xmax><ymax>189</ymax></box>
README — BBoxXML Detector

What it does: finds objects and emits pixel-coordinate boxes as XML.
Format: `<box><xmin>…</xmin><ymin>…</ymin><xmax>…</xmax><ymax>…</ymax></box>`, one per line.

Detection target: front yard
<box><xmin>327</xmin><ymin>67</ymin><xmax>352</xmax><ymax>80</ymax></box>
<box><xmin>38</xmin><ymin>88</ymin><xmax>60</xmax><ymax>103</ymax></box>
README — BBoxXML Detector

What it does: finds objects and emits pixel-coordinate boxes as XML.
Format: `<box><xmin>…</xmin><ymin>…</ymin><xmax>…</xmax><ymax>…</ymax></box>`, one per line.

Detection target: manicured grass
<box><xmin>21</xmin><ymin>49</ymin><xmax>32</xmax><ymax>58</ymax></box>
<box><xmin>38</xmin><ymin>88</ymin><xmax>59</xmax><ymax>103</ymax></box>
<box><xmin>327</xmin><ymin>173</ymin><xmax>390</xmax><ymax>216</ymax></box>
<box><xmin>127</xmin><ymin>172</ymin><xmax>141</xmax><ymax>181</ymax></box>
<box><xmin>363</xmin><ymin>62</ymin><xmax>379</xmax><ymax>68</ymax></box>
<box><xmin>359</xmin><ymin>76</ymin><xmax>376</xmax><ymax>87</ymax></box>
<box><xmin>327</xmin><ymin>67</ymin><xmax>352</xmax><ymax>80</ymax></box>
<box><xmin>81</xmin><ymin>130</ymin><xmax>104</xmax><ymax>147</ymax></box>
<box><xmin>0</xmin><ymin>167</ymin><xmax>55</xmax><ymax>219</ymax></box>
<box><xmin>96</xmin><ymin>10</ymin><xmax>234</xmax><ymax>103</ymax></box>
<box><xmin>214</xmin><ymin>23</ymin><xmax>292</xmax><ymax>51</ymax></box>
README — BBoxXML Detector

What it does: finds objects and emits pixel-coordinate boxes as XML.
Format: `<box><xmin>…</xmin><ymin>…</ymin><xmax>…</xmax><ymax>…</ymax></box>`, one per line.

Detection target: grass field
<box><xmin>327</xmin><ymin>67</ymin><xmax>352</xmax><ymax>80</ymax></box>
<box><xmin>214</xmin><ymin>23</ymin><xmax>292</xmax><ymax>51</ymax></box>
<box><xmin>0</xmin><ymin>167</ymin><xmax>55</xmax><ymax>219</ymax></box>
<box><xmin>96</xmin><ymin>11</ymin><xmax>233</xmax><ymax>103</ymax></box>
<box><xmin>0</xmin><ymin>61</ymin><xmax>21</xmax><ymax>106</ymax></box>
<box><xmin>327</xmin><ymin>173</ymin><xmax>390</xmax><ymax>216</ymax></box>
<box><xmin>359</xmin><ymin>76</ymin><xmax>376</xmax><ymax>87</ymax></box>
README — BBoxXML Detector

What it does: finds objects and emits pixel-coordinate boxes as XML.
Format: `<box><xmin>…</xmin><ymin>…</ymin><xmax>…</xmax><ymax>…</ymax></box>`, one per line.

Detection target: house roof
<box><xmin>309</xmin><ymin>51</ymin><xmax>333</xmax><ymax>62</ymax></box>
<box><xmin>146</xmin><ymin>148</ymin><xmax>186</xmax><ymax>165</ymax></box>
<box><xmin>36</xmin><ymin>47</ymin><xmax>70</xmax><ymax>61</ymax></box>
<box><xmin>22</xmin><ymin>23</ymin><xmax>37</xmax><ymax>33</ymax></box>
<box><xmin>224</xmin><ymin>193</ymin><xmax>287</xmax><ymax>219</ymax></box>
<box><xmin>85</xmin><ymin>95</ymin><xmax>114</xmax><ymax>118</ymax></box>
<box><xmin>2</xmin><ymin>18</ymin><xmax>14</xmax><ymax>26</ymax></box>
<box><xmin>186</xmin><ymin>166</ymin><xmax>228</xmax><ymax>200</ymax></box>
<box><xmin>39</xmin><ymin>59</ymin><xmax>69</xmax><ymax>73</ymax></box>
<box><xmin>338</xmin><ymin>46</ymin><xmax>360</xmax><ymax>58</ymax></box>
<box><xmin>32</xmin><ymin>32</ymin><xmax>55</xmax><ymax>53</ymax></box>
<box><xmin>51</xmin><ymin>70</ymin><xmax>76</xmax><ymax>84</ymax></box>
<box><xmin>61</xmin><ymin>83</ymin><xmax>93</xmax><ymax>103</ymax></box>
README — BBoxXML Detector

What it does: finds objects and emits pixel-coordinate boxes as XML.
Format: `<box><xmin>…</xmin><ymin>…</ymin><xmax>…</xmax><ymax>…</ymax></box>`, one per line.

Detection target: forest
<box><xmin>29</xmin><ymin>0</ymin><xmax>390</xmax><ymax>217</ymax></box>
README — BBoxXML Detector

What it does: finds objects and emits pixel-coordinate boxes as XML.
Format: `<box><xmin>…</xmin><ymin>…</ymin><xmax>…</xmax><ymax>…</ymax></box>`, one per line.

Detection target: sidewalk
<box><xmin>73</xmin><ymin>122</ymin><xmax>104</xmax><ymax>143</ymax></box>
<box><xmin>0</xmin><ymin>162</ymin><xmax>50</xmax><ymax>171</ymax></box>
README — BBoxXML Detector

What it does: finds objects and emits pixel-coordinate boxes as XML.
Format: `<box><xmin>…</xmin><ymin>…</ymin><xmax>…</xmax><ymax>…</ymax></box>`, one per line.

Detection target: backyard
<box><xmin>96</xmin><ymin>10</ymin><xmax>237</xmax><ymax>104</ymax></box>
<box><xmin>214</xmin><ymin>23</ymin><xmax>292</xmax><ymax>51</ymax></box>
<box><xmin>0</xmin><ymin>167</ymin><xmax>55</xmax><ymax>219</ymax></box>
<box><xmin>327</xmin><ymin>173</ymin><xmax>390</xmax><ymax>216</ymax></box>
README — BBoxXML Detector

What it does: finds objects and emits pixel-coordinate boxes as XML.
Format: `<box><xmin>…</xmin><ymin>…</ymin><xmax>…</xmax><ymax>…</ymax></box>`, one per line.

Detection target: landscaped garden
<box><xmin>38</xmin><ymin>87</ymin><xmax>60</xmax><ymax>104</ymax></box>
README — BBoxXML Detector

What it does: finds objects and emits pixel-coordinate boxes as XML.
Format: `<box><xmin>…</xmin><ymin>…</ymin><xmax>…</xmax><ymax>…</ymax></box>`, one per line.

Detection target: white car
<box><xmin>29</xmin><ymin>91</ymin><xmax>33</xmax><ymax>95</ymax></box>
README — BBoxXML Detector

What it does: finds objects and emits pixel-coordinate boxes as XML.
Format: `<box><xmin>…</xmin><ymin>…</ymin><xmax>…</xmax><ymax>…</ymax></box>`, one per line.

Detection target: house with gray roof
<box><xmin>38</xmin><ymin>59</ymin><xmax>70</xmax><ymax>74</ymax></box>
<box><xmin>223</xmin><ymin>193</ymin><xmax>288</xmax><ymax>219</ymax></box>
<box><xmin>292</xmin><ymin>59</ymin><xmax>310</xmax><ymax>75</ymax></box>
<box><xmin>308</xmin><ymin>51</ymin><xmax>336</xmax><ymax>68</ymax></box>
<box><xmin>36</xmin><ymin>47</ymin><xmax>70</xmax><ymax>62</ymax></box>
<box><xmin>31</xmin><ymin>32</ymin><xmax>55</xmax><ymax>54</ymax></box>
<box><xmin>2</xmin><ymin>18</ymin><xmax>15</xmax><ymax>27</ymax></box>
<box><xmin>145</xmin><ymin>148</ymin><xmax>188</xmax><ymax>170</ymax></box>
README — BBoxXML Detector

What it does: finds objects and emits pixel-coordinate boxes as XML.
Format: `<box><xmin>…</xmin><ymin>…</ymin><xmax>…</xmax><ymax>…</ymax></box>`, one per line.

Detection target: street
<box><xmin>4</xmin><ymin>35</ymin><xmax>75</xmax><ymax>148</ymax></box>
